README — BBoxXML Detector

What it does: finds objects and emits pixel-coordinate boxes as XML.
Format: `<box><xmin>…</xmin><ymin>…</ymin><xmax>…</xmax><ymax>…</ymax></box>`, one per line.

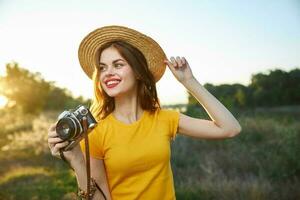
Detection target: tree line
<box><xmin>0</xmin><ymin>62</ymin><xmax>299</xmax><ymax>114</ymax></box>
<box><xmin>0</xmin><ymin>62</ymin><xmax>90</xmax><ymax>114</ymax></box>
<box><xmin>188</xmin><ymin>68</ymin><xmax>300</xmax><ymax>109</ymax></box>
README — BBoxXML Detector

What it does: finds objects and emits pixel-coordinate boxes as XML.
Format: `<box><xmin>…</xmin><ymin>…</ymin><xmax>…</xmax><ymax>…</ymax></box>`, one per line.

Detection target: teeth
<box><xmin>106</xmin><ymin>80</ymin><xmax>120</xmax><ymax>86</ymax></box>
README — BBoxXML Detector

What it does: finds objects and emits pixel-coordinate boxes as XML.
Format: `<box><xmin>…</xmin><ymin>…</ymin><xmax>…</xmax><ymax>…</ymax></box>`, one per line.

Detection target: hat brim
<box><xmin>78</xmin><ymin>25</ymin><xmax>167</xmax><ymax>82</ymax></box>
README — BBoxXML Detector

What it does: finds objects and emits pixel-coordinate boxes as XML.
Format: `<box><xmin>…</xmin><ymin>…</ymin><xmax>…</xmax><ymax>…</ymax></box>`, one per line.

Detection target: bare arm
<box><xmin>71</xmin><ymin>156</ymin><xmax>112</xmax><ymax>200</ymax></box>
<box><xmin>164</xmin><ymin>56</ymin><xmax>242</xmax><ymax>139</ymax></box>
<box><xmin>178</xmin><ymin>79</ymin><xmax>241</xmax><ymax>139</ymax></box>
<box><xmin>48</xmin><ymin>123</ymin><xmax>112</xmax><ymax>200</ymax></box>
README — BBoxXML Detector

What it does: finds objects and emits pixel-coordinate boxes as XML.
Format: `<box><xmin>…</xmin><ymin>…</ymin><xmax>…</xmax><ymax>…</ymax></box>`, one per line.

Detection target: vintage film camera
<box><xmin>56</xmin><ymin>105</ymin><xmax>97</xmax><ymax>151</ymax></box>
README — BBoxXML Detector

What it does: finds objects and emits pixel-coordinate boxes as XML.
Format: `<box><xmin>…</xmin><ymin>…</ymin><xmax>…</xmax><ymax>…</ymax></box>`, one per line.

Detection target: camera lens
<box><xmin>56</xmin><ymin>117</ymin><xmax>78</xmax><ymax>141</ymax></box>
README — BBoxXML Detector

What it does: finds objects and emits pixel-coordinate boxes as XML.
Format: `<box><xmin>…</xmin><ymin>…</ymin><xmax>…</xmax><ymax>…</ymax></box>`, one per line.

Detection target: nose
<box><xmin>104</xmin><ymin>65</ymin><xmax>116</xmax><ymax>77</ymax></box>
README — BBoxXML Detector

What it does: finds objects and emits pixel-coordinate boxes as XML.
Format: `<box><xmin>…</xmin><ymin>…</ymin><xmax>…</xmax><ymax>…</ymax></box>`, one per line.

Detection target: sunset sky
<box><xmin>0</xmin><ymin>0</ymin><xmax>299</xmax><ymax>105</ymax></box>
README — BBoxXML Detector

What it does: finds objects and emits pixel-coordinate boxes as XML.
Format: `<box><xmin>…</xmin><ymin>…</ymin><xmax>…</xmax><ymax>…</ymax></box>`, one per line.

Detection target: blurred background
<box><xmin>0</xmin><ymin>0</ymin><xmax>299</xmax><ymax>199</ymax></box>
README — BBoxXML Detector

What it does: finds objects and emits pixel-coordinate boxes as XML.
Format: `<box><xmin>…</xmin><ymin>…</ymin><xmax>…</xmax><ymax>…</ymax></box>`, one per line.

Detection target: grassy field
<box><xmin>0</xmin><ymin>107</ymin><xmax>299</xmax><ymax>200</ymax></box>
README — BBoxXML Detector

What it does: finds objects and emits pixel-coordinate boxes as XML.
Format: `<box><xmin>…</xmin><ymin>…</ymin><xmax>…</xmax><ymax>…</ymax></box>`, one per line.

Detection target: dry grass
<box><xmin>172</xmin><ymin>111</ymin><xmax>300</xmax><ymax>199</ymax></box>
<box><xmin>0</xmin><ymin>109</ymin><xmax>300</xmax><ymax>199</ymax></box>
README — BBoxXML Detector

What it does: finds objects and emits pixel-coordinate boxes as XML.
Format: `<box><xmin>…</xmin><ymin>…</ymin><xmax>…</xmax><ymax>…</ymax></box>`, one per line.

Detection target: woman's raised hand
<box><xmin>164</xmin><ymin>56</ymin><xmax>195</xmax><ymax>84</ymax></box>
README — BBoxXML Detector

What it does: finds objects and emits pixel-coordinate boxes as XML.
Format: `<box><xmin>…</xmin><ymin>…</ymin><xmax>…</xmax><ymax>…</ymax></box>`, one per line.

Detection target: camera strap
<box><xmin>82</xmin><ymin>117</ymin><xmax>107</xmax><ymax>200</ymax></box>
<box><xmin>60</xmin><ymin>117</ymin><xmax>107</xmax><ymax>200</ymax></box>
<box><xmin>82</xmin><ymin>117</ymin><xmax>92</xmax><ymax>199</ymax></box>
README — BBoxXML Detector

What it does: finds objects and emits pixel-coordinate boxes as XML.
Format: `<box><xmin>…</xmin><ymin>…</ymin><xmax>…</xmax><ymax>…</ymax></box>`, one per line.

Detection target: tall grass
<box><xmin>0</xmin><ymin>109</ymin><xmax>77</xmax><ymax>199</ymax></box>
<box><xmin>0</xmin><ymin>107</ymin><xmax>299</xmax><ymax>199</ymax></box>
<box><xmin>172</xmin><ymin>108</ymin><xmax>300</xmax><ymax>199</ymax></box>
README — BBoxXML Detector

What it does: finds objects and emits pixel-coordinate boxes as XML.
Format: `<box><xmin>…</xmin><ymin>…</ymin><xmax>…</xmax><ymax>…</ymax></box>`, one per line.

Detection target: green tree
<box><xmin>0</xmin><ymin>62</ymin><xmax>50</xmax><ymax>113</ymax></box>
<box><xmin>0</xmin><ymin>62</ymin><xmax>90</xmax><ymax>114</ymax></box>
<box><xmin>250</xmin><ymin>68</ymin><xmax>300</xmax><ymax>106</ymax></box>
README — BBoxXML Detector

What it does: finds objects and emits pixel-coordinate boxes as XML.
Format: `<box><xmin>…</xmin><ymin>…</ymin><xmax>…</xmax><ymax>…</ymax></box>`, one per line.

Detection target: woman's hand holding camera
<box><xmin>47</xmin><ymin>123</ymin><xmax>84</xmax><ymax>166</ymax></box>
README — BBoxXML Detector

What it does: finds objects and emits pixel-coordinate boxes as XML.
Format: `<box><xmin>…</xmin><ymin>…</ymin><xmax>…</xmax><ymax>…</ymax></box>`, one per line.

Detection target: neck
<box><xmin>113</xmin><ymin>88</ymin><xmax>143</xmax><ymax>123</ymax></box>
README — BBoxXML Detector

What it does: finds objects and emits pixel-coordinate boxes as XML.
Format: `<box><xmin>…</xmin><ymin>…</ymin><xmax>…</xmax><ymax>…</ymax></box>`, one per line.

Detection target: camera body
<box><xmin>56</xmin><ymin>105</ymin><xmax>97</xmax><ymax>151</ymax></box>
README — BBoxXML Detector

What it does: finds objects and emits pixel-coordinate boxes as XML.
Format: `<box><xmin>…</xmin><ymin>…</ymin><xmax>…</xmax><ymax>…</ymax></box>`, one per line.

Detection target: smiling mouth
<box><xmin>106</xmin><ymin>80</ymin><xmax>121</xmax><ymax>89</ymax></box>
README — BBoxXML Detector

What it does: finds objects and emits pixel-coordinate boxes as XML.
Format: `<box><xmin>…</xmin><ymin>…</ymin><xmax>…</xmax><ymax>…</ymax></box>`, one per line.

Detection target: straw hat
<box><xmin>78</xmin><ymin>25</ymin><xmax>167</xmax><ymax>82</ymax></box>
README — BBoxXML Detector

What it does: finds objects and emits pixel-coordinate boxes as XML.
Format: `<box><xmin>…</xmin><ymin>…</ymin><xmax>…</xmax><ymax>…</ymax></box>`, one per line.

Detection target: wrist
<box><xmin>70</xmin><ymin>154</ymin><xmax>85</xmax><ymax>171</ymax></box>
<box><xmin>181</xmin><ymin>77</ymin><xmax>197</xmax><ymax>86</ymax></box>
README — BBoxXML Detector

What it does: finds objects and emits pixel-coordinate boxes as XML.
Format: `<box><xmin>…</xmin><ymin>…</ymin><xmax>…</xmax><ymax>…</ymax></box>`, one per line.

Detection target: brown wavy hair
<box><xmin>89</xmin><ymin>40</ymin><xmax>161</xmax><ymax>120</ymax></box>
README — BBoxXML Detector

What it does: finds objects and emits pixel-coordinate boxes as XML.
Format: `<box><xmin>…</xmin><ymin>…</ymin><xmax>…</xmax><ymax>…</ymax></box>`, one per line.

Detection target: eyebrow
<box><xmin>99</xmin><ymin>59</ymin><xmax>125</xmax><ymax>66</ymax></box>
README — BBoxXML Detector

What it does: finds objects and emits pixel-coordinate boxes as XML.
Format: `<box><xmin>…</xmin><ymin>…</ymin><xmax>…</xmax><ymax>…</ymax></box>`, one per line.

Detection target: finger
<box><xmin>170</xmin><ymin>57</ymin><xmax>178</xmax><ymax>68</ymax></box>
<box><xmin>48</xmin><ymin>137</ymin><xmax>64</xmax><ymax>144</ymax></box>
<box><xmin>48</xmin><ymin>123</ymin><xmax>57</xmax><ymax>132</ymax></box>
<box><xmin>50</xmin><ymin>147</ymin><xmax>62</xmax><ymax>158</ymax></box>
<box><xmin>176</xmin><ymin>56</ymin><xmax>183</xmax><ymax>67</ymax></box>
<box><xmin>50</xmin><ymin>150</ymin><xmax>60</xmax><ymax>158</ymax></box>
<box><xmin>164</xmin><ymin>59</ymin><xmax>174</xmax><ymax>68</ymax></box>
<box><xmin>48</xmin><ymin>130</ymin><xmax>58</xmax><ymax>138</ymax></box>
<box><xmin>182</xmin><ymin>57</ymin><xmax>186</xmax><ymax>65</ymax></box>
<box><xmin>48</xmin><ymin>142</ymin><xmax>54</xmax><ymax>150</ymax></box>
<box><xmin>52</xmin><ymin>141</ymin><xmax>69</xmax><ymax>154</ymax></box>
<box><xmin>183</xmin><ymin>57</ymin><xmax>189</xmax><ymax>66</ymax></box>
<box><xmin>48</xmin><ymin>137</ymin><xmax>64</xmax><ymax>150</ymax></box>
<box><xmin>54</xmin><ymin>141</ymin><xmax>69</xmax><ymax>149</ymax></box>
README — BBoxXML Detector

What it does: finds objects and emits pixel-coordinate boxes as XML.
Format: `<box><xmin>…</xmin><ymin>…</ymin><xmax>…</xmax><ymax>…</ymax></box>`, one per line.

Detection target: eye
<box><xmin>115</xmin><ymin>63</ymin><xmax>124</xmax><ymax>68</ymax></box>
<box><xmin>98</xmin><ymin>66</ymin><xmax>106</xmax><ymax>72</ymax></box>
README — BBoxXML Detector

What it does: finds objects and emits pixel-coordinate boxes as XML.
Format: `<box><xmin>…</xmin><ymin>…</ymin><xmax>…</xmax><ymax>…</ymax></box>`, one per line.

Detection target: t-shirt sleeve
<box><xmin>79</xmin><ymin>126</ymin><xmax>105</xmax><ymax>160</ymax></box>
<box><xmin>162</xmin><ymin>109</ymin><xmax>180</xmax><ymax>141</ymax></box>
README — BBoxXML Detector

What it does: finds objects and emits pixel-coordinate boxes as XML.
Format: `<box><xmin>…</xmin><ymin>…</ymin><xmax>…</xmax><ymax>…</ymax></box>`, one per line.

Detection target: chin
<box><xmin>105</xmin><ymin>90</ymin><xmax>123</xmax><ymax>98</ymax></box>
<box><xmin>101</xmin><ymin>84</ymin><xmax>134</xmax><ymax>98</ymax></box>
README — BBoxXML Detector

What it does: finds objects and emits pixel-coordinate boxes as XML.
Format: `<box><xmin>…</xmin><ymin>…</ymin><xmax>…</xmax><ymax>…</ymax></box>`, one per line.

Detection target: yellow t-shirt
<box><xmin>80</xmin><ymin>108</ymin><xmax>180</xmax><ymax>200</ymax></box>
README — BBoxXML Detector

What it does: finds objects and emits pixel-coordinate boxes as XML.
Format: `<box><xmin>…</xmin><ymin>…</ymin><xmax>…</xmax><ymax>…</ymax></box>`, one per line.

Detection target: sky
<box><xmin>0</xmin><ymin>0</ymin><xmax>299</xmax><ymax>105</ymax></box>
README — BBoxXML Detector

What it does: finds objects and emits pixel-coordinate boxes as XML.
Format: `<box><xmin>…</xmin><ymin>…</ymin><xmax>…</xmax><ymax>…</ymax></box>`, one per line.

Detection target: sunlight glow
<box><xmin>0</xmin><ymin>95</ymin><xmax>8</xmax><ymax>108</ymax></box>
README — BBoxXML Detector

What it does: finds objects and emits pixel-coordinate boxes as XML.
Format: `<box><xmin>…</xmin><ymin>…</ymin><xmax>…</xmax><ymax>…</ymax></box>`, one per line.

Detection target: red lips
<box><xmin>104</xmin><ymin>78</ymin><xmax>121</xmax><ymax>89</ymax></box>
<box><xmin>104</xmin><ymin>78</ymin><xmax>121</xmax><ymax>84</ymax></box>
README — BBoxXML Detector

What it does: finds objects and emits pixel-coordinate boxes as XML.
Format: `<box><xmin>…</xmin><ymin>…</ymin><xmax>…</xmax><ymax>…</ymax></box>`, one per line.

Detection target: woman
<box><xmin>48</xmin><ymin>25</ymin><xmax>241</xmax><ymax>200</ymax></box>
